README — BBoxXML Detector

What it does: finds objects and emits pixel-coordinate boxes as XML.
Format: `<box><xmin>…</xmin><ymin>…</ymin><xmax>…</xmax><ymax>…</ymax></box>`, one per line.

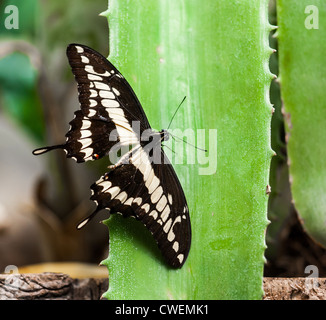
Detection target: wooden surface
<box><xmin>0</xmin><ymin>273</ymin><xmax>108</xmax><ymax>300</ymax></box>
<box><xmin>263</xmin><ymin>277</ymin><xmax>326</xmax><ymax>300</ymax></box>
<box><xmin>0</xmin><ymin>273</ymin><xmax>325</xmax><ymax>300</ymax></box>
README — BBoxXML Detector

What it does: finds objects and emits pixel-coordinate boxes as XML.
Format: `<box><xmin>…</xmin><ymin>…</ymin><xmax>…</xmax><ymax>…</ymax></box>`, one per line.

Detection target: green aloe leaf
<box><xmin>101</xmin><ymin>0</ymin><xmax>274</xmax><ymax>299</ymax></box>
<box><xmin>277</xmin><ymin>0</ymin><xmax>326</xmax><ymax>246</ymax></box>
<box><xmin>265</xmin><ymin>2</ymin><xmax>292</xmax><ymax>259</ymax></box>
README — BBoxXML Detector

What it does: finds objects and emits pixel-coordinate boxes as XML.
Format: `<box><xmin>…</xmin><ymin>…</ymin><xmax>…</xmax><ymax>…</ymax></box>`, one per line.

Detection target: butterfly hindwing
<box><xmin>89</xmin><ymin>147</ymin><xmax>191</xmax><ymax>268</ymax></box>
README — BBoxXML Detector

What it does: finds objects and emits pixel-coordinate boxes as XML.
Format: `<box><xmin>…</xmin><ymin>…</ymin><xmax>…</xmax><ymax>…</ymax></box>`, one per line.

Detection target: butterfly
<box><xmin>32</xmin><ymin>44</ymin><xmax>191</xmax><ymax>268</ymax></box>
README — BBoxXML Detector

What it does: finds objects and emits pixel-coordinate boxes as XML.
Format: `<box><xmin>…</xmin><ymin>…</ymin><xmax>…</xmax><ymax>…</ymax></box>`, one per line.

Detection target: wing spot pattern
<box><xmin>88</xmin><ymin>74</ymin><xmax>103</xmax><ymax>81</ymax></box>
<box><xmin>80</xmin><ymin>130</ymin><xmax>92</xmax><ymax>138</ymax></box>
<box><xmin>133</xmin><ymin>197</ymin><xmax>142</xmax><ymax>206</ymax></box>
<box><xmin>141</xmin><ymin>203</ymin><xmax>150</xmax><ymax>213</ymax></box>
<box><xmin>102</xmin><ymin>99</ymin><xmax>120</xmax><ymax>108</ymax></box>
<box><xmin>94</xmin><ymin>81</ymin><xmax>111</xmax><ymax>91</ymax></box>
<box><xmin>89</xmin><ymin>99</ymin><xmax>97</xmax><ymax>107</ymax></box>
<box><xmin>124</xmin><ymin>197</ymin><xmax>134</xmax><ymax>206</ymax></box>
<box><xmin>172</xmin><ymin>241</ymin><xmax>179</xmax><ymax>252</ymax></box>
<box><xmin>177</xmin><ymin>254</ymin><xmax>184</xmax><ymax>264</ymax></box>
<box><xmin>99</xmin><ymin>90</ymin><xmax>115</xmax><ymax>99</ymax></box>
<box><xmin>81</xmin><ymin>120</ymin><xmax>91</xmax><ymax>130</ymax></box>
<box><xmin>82</xmin><ymin>147</ymin><xmax>93</xmax><ymax>159</ymax></box>
<box><xmin>147</xmin><ymin>176</ymin><xmax>160</xmax><ymax>194</ymax></box>
<box><xmin>88</xmin><ymin>109</ymin><xmax>96</xmax><ymax>117</ymax></box>
<box><xmin>167</xmin><ymin>216</ymin><xmax>181</xmax><ymax>242</ymax></box>
<box><xmin>161</xmin><ymin>205</ymin><xmax>170</xmax><ymax>222</ymax></box>
<box><xmin>115</xmin><ymin>191</ymin><xmax>128</xmax><ymax>203</ymax></box>
<box><xmin>156</xmin><ymin>195</ymin><xmax>167</xmax><ymax>212</ymax></box>
<box><xmin>112</xmin><ymin>87</ymin><xmax>120</xmax><ymax>96</ymax></box>
<box><xmin>81</xmin><ymin>56</ymin><xmax>89</xmax><ymax>63</ymax></box>
<box><xmin>151</xmin><ymin>186</ymin><xmax>163</xmax><ymax>204</ymax></box>
<box><xmin>85</xmin><ymin>65</ymin><xmax>111</xmax><ymax>77</ymax></box>
<box><xmin>149</xmin><ymin>210</ymin><xmax>158</xmax><ymax>219</ymax></box>
<box><xmin>98</xmin><ymin>180</ymin><xmax>112</xmax><ymax>192</ymax></box>
<box><xmin>163</xmin><ymin>218</ymin><xmax>172</xmax><ymax>233</ymax></box>
<box><xmin>80</xmin><ymin>138</ymin><xmax>92</xmax><ymax>149</ymax></box>
<box><xmin>75</xmin><ymin>45</ymin><xmax>84</xmax><ymax>53</ymax></box>
<box><xmin>89</xmin><ymin>89</ymin><xmax>97</xmax><ymax>97</ymax></box>
<box><xmin>107</xmin><ymin>186</ymin><xmax>120</xmax><ymax>199</ymax></box>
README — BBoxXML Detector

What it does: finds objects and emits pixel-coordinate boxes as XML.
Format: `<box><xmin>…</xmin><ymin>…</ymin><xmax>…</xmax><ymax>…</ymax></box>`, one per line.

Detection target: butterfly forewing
<box><xmin>67</xmin><ymin>44</ymin><xmax>151</xmax><ymax>129</ymax></box>
<box><xmin>62</xmin><ymin>44</ymin><xmax>152</xmax><ymax>162</ymax></box>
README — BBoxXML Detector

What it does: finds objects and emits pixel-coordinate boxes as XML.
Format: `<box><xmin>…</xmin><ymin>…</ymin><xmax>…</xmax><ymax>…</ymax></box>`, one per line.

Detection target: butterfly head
<box><xmin>160</xmin><ymin>129</ymin><xmax>170</xmax><ymax>142</ymax></box>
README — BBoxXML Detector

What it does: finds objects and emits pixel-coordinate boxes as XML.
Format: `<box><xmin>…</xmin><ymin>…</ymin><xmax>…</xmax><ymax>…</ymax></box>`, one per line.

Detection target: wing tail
<box><xmin>76</xmin><ymin>207</ymin><xmax>103</xmax><ymax>229</ymax></box>
<box><xmin>32</xmin><ymin>145</ymin><xmax>65</xmax><ymax>155</ymax></box>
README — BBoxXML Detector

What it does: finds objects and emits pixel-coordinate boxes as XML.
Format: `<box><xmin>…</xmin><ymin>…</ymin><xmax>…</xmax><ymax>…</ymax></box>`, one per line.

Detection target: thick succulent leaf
<box><xmin>101</xmin><ymin>0</ymin><xmax>274</xmax><ymax>299</ymax></box>
<box><xmin>277</xmin><ymin>0</ymin><xmax>326</xmax><ymax>246</ymax></box>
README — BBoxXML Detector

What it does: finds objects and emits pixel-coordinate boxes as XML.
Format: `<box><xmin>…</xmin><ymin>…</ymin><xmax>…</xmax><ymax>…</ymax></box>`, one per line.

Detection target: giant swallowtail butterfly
<box><xmin>33</xmin><ymin>44</ymin><xmax>191</xmax><ymax>268</ymax></box>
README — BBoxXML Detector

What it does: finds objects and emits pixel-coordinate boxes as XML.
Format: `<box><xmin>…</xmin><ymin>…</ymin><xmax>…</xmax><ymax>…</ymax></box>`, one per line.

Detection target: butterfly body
<box><xmin>33</xmin><ymin>44</ymin><xmax>191</xmax><ymax>268</ymax></box>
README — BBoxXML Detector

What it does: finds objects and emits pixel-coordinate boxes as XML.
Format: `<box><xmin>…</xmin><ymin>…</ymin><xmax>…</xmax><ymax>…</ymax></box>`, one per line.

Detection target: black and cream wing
<box><xmin>33</xmin><ymin>43</ymin><xmax>150</xmax><ymax>161</ymax></box>
<box><xmin>83</xmin><ymin>147</ymin><xmax>191</xmax><ymax>268</ymax></box>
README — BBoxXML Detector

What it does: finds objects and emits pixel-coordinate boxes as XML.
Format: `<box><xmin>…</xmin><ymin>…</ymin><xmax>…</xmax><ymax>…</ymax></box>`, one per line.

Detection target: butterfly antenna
<box><xmin>167</xmin><ymin>96</ymin><xmax>187</xmax><ymax>130</ymax></box>
<box><xmin>170</xmin><ymin>133</ymin><xmax>207</xmax><ymax>152</ymax></box>
<box><xmin>161</xmin><ymin>143</ymin><xmax>176</xmax><ymax>155</ymax></box>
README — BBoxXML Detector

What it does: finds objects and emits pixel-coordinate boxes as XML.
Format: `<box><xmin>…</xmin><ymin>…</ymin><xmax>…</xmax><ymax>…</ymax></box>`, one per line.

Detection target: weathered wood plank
<box><xmin>0</xmin><ymin>273</ymin><xmax>108</xmax><ymax>300</ymax></box>
<box><xmin>1</xmin><ymin>273</ymin><xmax>325</xmax><ymax>300</ymax></box>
